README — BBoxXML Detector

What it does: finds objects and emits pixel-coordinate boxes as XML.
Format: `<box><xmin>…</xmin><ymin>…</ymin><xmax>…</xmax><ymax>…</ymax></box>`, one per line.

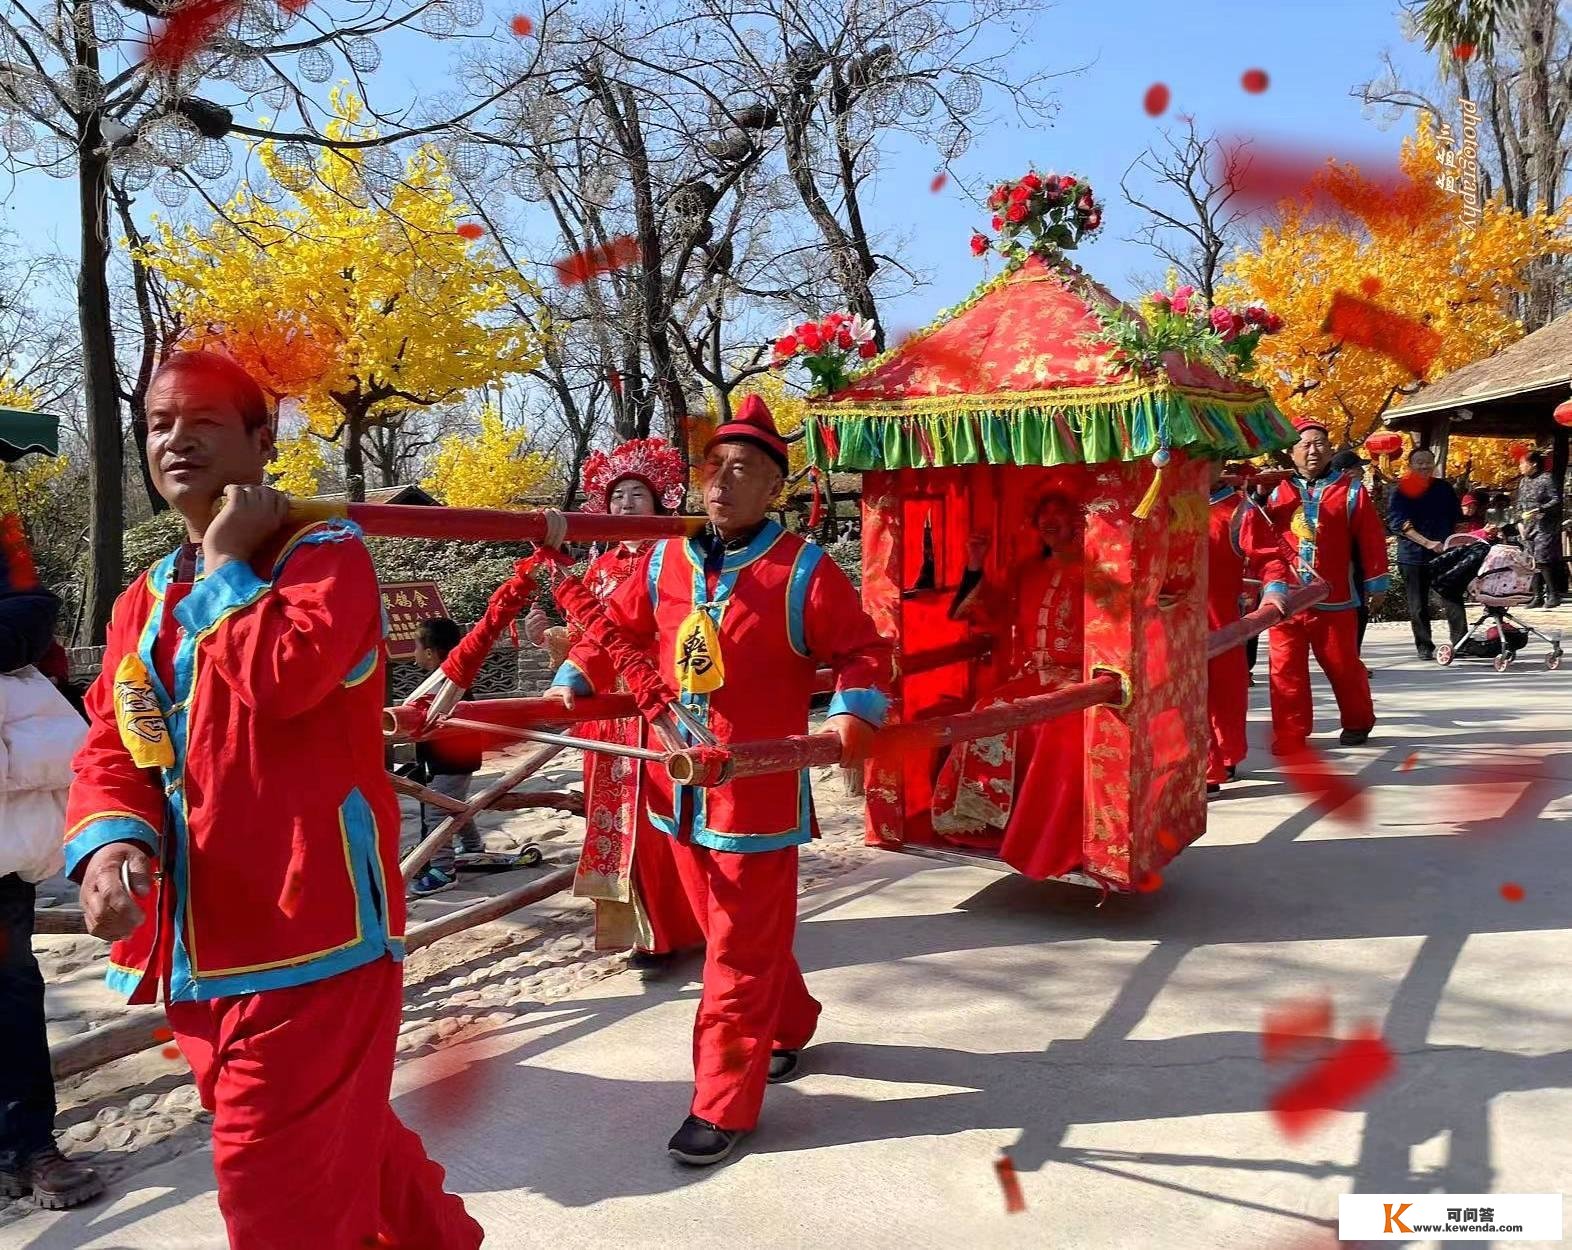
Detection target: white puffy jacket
<box><xmin>0</xmin><ymin>666</ymin><xmax>88</xmax><ymax>883</ymax></box>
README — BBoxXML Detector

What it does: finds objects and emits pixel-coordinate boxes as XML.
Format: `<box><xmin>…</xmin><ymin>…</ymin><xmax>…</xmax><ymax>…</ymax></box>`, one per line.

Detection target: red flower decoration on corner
<box><xmin>969</xmin><ymin>167</ymin><xmax>1103</xmax><ymax>262</ymax></box>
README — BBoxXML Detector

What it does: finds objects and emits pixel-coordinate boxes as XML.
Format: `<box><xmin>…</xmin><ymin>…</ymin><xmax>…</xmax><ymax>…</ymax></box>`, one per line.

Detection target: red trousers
<box><xmin>1206</xmin><ymin>648</ymin><xmax>1250</xmax><ymax>785</ymax></box>
<box><xmin>165</xmin><ymin>957</ymin><xmax>483</xmax><ymax>1250</ymax></box>
<box><xmin>668</xmin><ymin>839</ymin><xmax>821</xmax><ymax>1132</ymax></box>
<box><xmin>1267</xmin><ymin>609</ymin><xmax>1375</xmax><ymax>752</ymax></box>
<box><xmin>633</xmin><ymin>822</ymin><xmax>705</xmax><ymax>955</ymax></box>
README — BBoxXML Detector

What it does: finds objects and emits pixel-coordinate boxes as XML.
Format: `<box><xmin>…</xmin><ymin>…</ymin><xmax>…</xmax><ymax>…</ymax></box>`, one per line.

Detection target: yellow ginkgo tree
<box><xmin>1222</xmin><ymin>119</ymin><xmax>1571</xmax><ymax>455</ymax></box>
<box><xmin>138</xmin><ymin>91</ymin><xmax>546</xmax><ymax>500</ymax></box>
<box><xmin>423</xmin><ymin>410</ymin><xmax>558</xmax><ymax>508</ymax></box>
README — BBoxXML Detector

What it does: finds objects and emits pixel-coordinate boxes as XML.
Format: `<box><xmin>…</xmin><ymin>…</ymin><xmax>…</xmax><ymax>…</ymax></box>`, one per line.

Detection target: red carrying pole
<box><xmin>666</xmin><ymin>673</ymin><xmax>1125</xmax><ymax>787</ymax></box>
<box><xmin>1205</xmin><ymin>580</ymin><xmax>1329</xmax><ymax>660</ymax></box>
<box><xmin>285</xmin><ymin>499</ymin><xmax>704</xmax><ymax>544</ymax></box>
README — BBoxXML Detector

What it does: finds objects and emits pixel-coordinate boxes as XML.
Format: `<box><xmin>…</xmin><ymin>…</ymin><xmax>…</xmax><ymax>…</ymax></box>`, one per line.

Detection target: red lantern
<box><xmin>1363</xmin><ymin>431</ymin><xmax>1404</xmax><ymax>456</ymax></box>
<box><xmin>1554</xmin><ymin>398</ymin><xmax>1572</xmax><ymax>428</ymax></box>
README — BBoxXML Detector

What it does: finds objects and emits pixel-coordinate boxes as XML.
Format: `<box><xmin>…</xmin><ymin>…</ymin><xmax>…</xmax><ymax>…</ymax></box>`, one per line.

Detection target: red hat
<box><xmin>579</xmin><ymin>437</ymin><xmax>687</xmax><ymax>513</ymax></box>
<box><xmin>1291</xmin><ymin>415</ymin><xmax>1329</xmax><ymax>434</ymax></box>
<box><xmin>705</xmin><ymin>394</ymin><xmax>790</xmax><ymax>475</ymax></box>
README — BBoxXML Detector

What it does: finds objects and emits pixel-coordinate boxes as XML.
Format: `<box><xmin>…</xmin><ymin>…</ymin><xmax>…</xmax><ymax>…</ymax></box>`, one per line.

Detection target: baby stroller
<box><xmin>1432</xmin><ymin>535</ymin><xmax>1563</xmax><ymax>672</ymax></box>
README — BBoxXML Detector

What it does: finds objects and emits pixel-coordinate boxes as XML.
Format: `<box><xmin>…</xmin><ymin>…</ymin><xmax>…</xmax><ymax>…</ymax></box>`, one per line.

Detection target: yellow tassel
<box><xmin>113</xmin><ymin>653</ymin><xmax>174</xmax><ymax>769</ymax></box>
<box><xmin>1132</xmin><ymin>464</ymin><xmax>1165</xmax><ymax>520</ymax></box>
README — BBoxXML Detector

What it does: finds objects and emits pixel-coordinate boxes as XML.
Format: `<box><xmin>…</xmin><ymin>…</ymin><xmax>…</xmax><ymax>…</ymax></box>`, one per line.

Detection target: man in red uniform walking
<box><xmin>1264</xmin><ymin>418</ymin><xmax>1390</xmax><ymax>753</ymax></box>
<box><xmin>65</xmin><ymin>351</ymin><xmax>481</xmax><ymax>1248</ymax></box>
<box><xmin>1206</xmin><ymin>465</ymin><xmax>1290</xmax><ymax>791</ymax></box>
<box><xmin>548</xmin><ymin>396</ymin><xmax>891</xmax><ymax>1167</ymax></box>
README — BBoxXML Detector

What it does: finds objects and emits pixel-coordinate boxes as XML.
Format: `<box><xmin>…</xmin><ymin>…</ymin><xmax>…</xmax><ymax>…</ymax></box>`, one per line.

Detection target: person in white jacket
<box><xmin>0</xmin><ymin>548</ymin><xmax>100</xmax><ymax>1210</ymax></box>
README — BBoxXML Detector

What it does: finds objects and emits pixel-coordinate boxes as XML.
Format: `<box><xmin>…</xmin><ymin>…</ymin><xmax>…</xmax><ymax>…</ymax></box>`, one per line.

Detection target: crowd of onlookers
<box><xmin>1238</xmin><ymin>444</ymin><xmax>1566</xmax><ymax>665</ymax></box>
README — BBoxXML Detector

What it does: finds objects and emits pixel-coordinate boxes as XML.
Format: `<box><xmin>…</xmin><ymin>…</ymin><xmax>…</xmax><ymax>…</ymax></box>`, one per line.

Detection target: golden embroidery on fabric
<box><xmin>113</xmin><ymin>653</ymin><xmax>173</xmax><ymax>770</ymax></box>
<box><xmin>674</xmin><ymin>608</ymin><xmax>725</xmax><ymax>694</ymax></box>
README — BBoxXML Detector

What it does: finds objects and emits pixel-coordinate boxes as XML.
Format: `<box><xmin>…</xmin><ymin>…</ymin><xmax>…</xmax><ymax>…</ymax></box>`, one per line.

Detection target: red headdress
<box><xmin>1291</xmin><ymin>415</ymin><xmax>1329</xmax><ymax>435</ymax></box>
<box><xmin>705</xmin><ymin>393</ymin><xmax>790</xmax><ymax>475</ymax></box>
<box><xmin>579</xmin><ymin>437</ymin><xmax>687</xmax><ymax>513</ymax></box>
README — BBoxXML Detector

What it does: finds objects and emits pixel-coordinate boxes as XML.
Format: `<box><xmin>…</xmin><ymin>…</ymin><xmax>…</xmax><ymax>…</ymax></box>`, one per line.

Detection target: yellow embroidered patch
<box><xmin>113</xmin><ymin>653</ymin><xmax>173</xmax><ymax>769</ymax></box>
<box><xmin>674</xmin><ymin>608</ymin><xmax>725</xmax><ymax>694</ymax></box>
<box><xmin>1290</xmin><ymin>506</ymin><xmax>1315</xmax><ymax>543</ymax></box>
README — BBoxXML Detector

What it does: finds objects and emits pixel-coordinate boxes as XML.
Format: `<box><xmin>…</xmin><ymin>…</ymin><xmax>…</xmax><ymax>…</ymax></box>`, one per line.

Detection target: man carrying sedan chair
<box><xmin>64</xmin><ymin>351</ymin><xmax>481</xmax><ymax>1249</ymax></box>
<box><xmin>547</xmin><ymin>394</ymin><xmax>893</xmax><ymax>1167</ymax></box>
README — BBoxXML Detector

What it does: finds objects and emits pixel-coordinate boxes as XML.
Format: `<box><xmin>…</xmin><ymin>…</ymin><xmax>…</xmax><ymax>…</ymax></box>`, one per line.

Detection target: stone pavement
<box><xmin>8</xmin><ymin>620</ymin><xmax>1570</xmax><ymax>1250</ymax></box>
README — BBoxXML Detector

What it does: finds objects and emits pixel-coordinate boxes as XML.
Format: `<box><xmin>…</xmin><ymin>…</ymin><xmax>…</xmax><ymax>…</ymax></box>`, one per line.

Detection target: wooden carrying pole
<box><xmin>404</xmin><ymin>867</ymin><xmax>577</xmax><ymax>953</ymax></box>
<box><xmin>285</xmin><ymin>499</ymin><xmax>705</xmax><ymax>545</ymax></box>
<box><xmin>667</xmin><ymin>672</ymin><xmax>1127</xmax><ymax>787</ymax></box>
<box><xmin>1205</xmin><ymin>581</ymin><xmax>1329</xmax><ymax>660</ymax></box>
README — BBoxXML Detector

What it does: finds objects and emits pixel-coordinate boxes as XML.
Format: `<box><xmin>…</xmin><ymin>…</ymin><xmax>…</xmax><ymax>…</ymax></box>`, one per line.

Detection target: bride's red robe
<box><xmin>552</xmin><ymin>544</ymin><xmax>703</xmax><ymax>954</ymax></box>
<box><xmin>930</xmin><ymin>550</ymin><xmax>1085</xmax><ymax>879</ymax></box>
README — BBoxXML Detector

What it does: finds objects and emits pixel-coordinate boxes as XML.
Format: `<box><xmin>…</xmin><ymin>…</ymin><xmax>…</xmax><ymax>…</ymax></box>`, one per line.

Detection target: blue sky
<box><xmin>2</xmin><ymin>0</ymin><xmax>1442</xmax><ymax>334</ymax></box>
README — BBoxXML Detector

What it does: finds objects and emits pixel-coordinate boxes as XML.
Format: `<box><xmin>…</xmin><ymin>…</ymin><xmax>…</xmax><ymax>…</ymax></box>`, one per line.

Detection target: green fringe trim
<box><xmin>805</xmin><ymin>389</ymin><xmax>1296</xmax><ymax>472</ymax></box>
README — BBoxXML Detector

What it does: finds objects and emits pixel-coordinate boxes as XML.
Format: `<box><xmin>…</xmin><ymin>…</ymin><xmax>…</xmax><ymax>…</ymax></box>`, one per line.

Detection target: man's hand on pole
<box><xmin>80</xmin><ymin>843</ymin><xmax>155</xmax><ymax>942</ymax></box>
<box><xmin>826</xmin><ymin>714</ymin><xmax>875</xmax><ymax>767</ymax></box>
<box><xmin>205</xmin><ymin>484</ymin><xmax>289</xmax><ymax>571</ymax></box>
<box><xmin>542</xmin><ymin>684</ymin><xmax>577</xmax><ymax>712</ymax></box>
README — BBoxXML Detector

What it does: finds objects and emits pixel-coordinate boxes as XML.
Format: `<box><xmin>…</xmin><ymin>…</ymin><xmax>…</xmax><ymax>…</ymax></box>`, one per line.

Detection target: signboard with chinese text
<box><xmin>381</xmin><ymin>581</ymin><xmax>450</xmax><ymax>660</ymax></box>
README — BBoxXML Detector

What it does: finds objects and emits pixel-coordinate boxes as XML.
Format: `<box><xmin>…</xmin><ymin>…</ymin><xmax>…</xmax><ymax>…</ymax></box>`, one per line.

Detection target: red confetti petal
<box><xmin>1134</xmin><ymin>870</ymin><xmax>1164</xmax><ymax>893</ymax></box>
<box><xmin>1321</xmin><ymin>291</ymin><xmax>1441</xmax><ymax>378</ymax></box>
<box><xmin>456</xmin><ymin>223</ymin><xmax>485</xmax><ymax>240</ymax></box>
<box><xmin>1276</xmin><ymin>743</ymin><xmax>1369</xmax><ymax>824</ymax></box>
<box><xmin>510</xmin><ymin>14</ymin><xmax>534</xmax><ymax>36</ymax></box>
<box><xmin>1262</xmin><ymin>995</ymin><xmax>1334</xmax><ymax>1064</ymax></box>
<box><xmin>554</xmin><ymin>234</ymin><xmax>639</xmax><ymax>286</ymax></box>
<box><xmin>153</xmin><ymin>1026</ymin><xmax>174</xmax><ymax>1042</ymax></box>
<box><xmin>145</xmin><ymin>0</ymin><xmax>241</xmax><ymax>72</ymax></box>
<box><xmin>607</xmin><ymin>368</ymin><xmax>623</xmax><ymax>397</ymax></box>
<box><xmin>1268</xmin><ymin>1027</ymin><xmax>1395</xmax><ymax>1139</ymax></box>
<box><xmin>1359</xmin><ymin>275</ymin><xmax>1382</xmax><ymax>297</ymax></box>
<box><xmin>1500</xmin><ymin>882</ymin><xmax>1525</xmax><ymax>902</ymax></box>
<box><xmin>1218</xmin><ymin>141</ymin><xmax>1410</xmax><ymax>218</ymax></box>
<box><xmin>1241</xmin><ymin>68</ymin><xmax>1270</xmax><ymax>94</ymax></box>
<box><xmin>1143</xmin><ymin>83</ymin><xmax>1170</xmax><ymax>117</ymax></box>
<box><xmin>1156</xmin><ymin>829</ymin><xmax>1182</xmax><ymax>854</ymax></box>
<box><xmin>1399</xmin><ymin>752</ymin><xmax>1419</xmax><ymax>771</ymax></box>
<box><xmin>929</xmin><ymin>172</ymin><xmax>947</xmax><ymax>193</ymax></box>
<box><xmin>993</xmin><ymin>1152</ymin><xmax>1026</xmax><ymax>1213</ymax></box>
<box><xmin>1454</xmin><ymin>42</ymin><xmax>1476</xmax><ymax>61</ymax></box>
<box><xmin>161</xmin><ymin>1046</ymin><xmax>181</xmax><ymax>1060</ymax></box>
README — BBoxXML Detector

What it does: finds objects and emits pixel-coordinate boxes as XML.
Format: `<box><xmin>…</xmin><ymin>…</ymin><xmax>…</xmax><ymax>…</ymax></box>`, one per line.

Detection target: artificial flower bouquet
<box><xmin>971</xmin><ymin>169</ymin><xmax>1103</xmax><ymax>260</ymax></box>
<box><xmin>1090</xmin><ymin>277</ymin><xmax>1284</xmax><ymax>377</ymax></box>
<box><xmin>771</xmin><ymin>310</ymin><xmax>878</xmax><ymax>394</ymax></box>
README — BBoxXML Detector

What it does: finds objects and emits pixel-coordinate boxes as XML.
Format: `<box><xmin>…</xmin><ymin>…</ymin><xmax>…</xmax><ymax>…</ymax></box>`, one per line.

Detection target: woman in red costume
<box><xmin>931</xmin><ymin>490</ymin><xmax>1085</xmax><ymax>879</ymax></box>
<box><xmin>524</xmin><ymin>439</ymin><xmax>703</xmax><ymax>970</ymax></box>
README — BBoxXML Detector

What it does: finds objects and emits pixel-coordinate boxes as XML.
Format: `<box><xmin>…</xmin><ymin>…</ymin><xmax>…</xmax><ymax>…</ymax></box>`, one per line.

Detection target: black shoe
<box><xmin>767</xmin><ymin>1049</ymin><xmax>802</xmax><ymax>1083</ymax></box>
<box><xmin>1225</xmin><ymin>765</ymin><xmax>1237</xmax><ymax>782</ymax></box>
<box><xmin>628</xmin><ymin>948</ymin><xmax>676</xmax><ymax>975</ymax></box>
<box><xmin>1206</xmin><ymin>783</ymin><xmax>1222</xmax><ymax>795</ymax></box>
<box><xmin>1339</xmin><ymin>728</ymin><xmax>1371</xmax><ymax>747</ymax></box>
<box><xmin>0</xmin><ymin>1147</ymin><xmax>104</xmax><ymax>1210</ymax></box>
<box><xmin>1418</xmin><ymin>648</ymin><xmax>1436</xmax><ymax>662</ymax></box>
<box><xmin>667</xmin><ymin>1115</ymin><xmax>744</xmax><ymax>1166</ymax></box>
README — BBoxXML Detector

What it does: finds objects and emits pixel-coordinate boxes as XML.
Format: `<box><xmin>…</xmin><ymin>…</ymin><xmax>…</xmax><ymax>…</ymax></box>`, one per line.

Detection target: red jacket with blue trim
<box><xmin>556</xmin><ymin>521</ymin><xmax>892</xmax><ymax>853</ymax></box>
<box><xmin>63</xmin><ymin>519</ymin><xmax>405</xmax><ymax>1003</ymax></box>
<box><xmin>1207</xmin><ymin>485</ymin><xmax>1292</xmax><ymax>630</ymax></box>
<box><xmin>1265</xmin><ymin>472</ymin><xmax>1391</xmax><ymax>612</ymax></box>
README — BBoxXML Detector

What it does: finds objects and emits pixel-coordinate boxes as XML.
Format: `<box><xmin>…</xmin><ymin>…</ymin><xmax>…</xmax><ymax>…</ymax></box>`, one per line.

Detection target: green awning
<box><xmin>0</xmin><ymin>407</ymin><xmax>60</xmax><ymax>463</ymax></box>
